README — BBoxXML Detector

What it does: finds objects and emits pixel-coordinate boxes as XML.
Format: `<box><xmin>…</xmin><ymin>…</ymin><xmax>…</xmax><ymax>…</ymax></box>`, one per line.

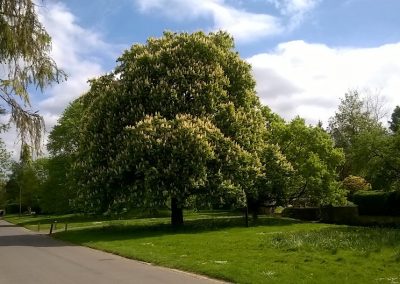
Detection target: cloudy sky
<box><xmin>3</xmin><ymin>0</ymin><xmax>400</xmax><ymax>155</ymax></box>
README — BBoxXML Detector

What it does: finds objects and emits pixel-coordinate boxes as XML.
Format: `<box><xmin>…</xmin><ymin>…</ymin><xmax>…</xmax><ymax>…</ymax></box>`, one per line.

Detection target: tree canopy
<box><xmin>47</xmin><ymin>99</ymin><xmax>84</xmax><ymax>156</ymax></box>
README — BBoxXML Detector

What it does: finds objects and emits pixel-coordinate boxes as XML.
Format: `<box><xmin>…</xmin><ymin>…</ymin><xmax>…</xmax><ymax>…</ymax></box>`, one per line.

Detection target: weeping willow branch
<box><xmin>0</xmin><ymin>0</ymin><xmax>66</xmax><ymax>155</ymax></box>
<box><xmin>0</xmin><ymin>90</ymin><xmax>44</xmax><ymax>155</ymax></box>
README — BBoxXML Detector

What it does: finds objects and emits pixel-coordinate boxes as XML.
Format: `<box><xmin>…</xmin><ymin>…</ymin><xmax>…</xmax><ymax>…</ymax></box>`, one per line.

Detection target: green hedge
<box><xmin>357</xmin><ymin>215</ymin><xmax>400</xmax><ymax>228</ymax></box>
<box><xmin>281</xmin><ymin>206</ymin><xmax>360</xmax><ymax>224</ymax></box>
<box><xmin>353</xmin><ymin>191</ymin><xmax>400</xmax><ymax>216</ymax></box>
<box><xmin>320</xmin><ymin>205</ymin><xmax>359</xmax><ymax>224</ymax></box>
<box><xmin>281</xmin><ymin>207</ymin><xmax>320</xmax><ymax>221</ymax></box>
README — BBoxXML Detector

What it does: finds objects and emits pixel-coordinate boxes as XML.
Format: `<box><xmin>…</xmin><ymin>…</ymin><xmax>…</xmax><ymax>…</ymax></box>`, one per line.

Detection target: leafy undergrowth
<box><xmin>6</xmin><ymin>213</ymin><xmax>400</xmax><ymax>283</ymax></box>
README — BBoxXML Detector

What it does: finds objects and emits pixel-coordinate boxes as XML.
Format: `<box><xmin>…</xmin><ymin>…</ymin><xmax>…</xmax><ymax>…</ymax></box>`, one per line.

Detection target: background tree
<box><xmin>389</xmin><ymin>106</ymin><xmax>400</xmax><ymax>133</ymax></box>
<box><xmin>363</xmin><ymin>91</ymin><xmax>389</xmax><ymax>122</ymax></box>
<box><xmin>0</xmin><ymin>0</ymin><xmax>65</xmax><ymax>153</ymax></box>
<box><xmin>349</xmin><ymin>126</ymin><xmax>390</xmax><ymax>189</ymax></box>
<box><xmin>40</xmin><ymin>98</ymin><xmax>85</xmax><ymax>213</ymax></box>
<box><xmin>361</xmin><ymin>132</ymin><xmax>400</xmax><ymax>191</ymax></box>
<box><xmin>4</xmin><ymin>144</ymin><xmax>41</xmax><ymax>213</ymax></box>
<box><xmin>16</xmin><ymin>144</ymin><xmax>40</xmax><ymax>213</ymax></box>
<box><xmin>328</xmin><ymin>90</ymin><xmax>385</xmax><ymax>179</ymax></box>
<box><xmin>0</xmin><ymin>138</ymin><xmax>11</xmax><ymax>208</ymax></box>
<box><xmin>270</xmin><ymin>116</ymin><xmax>345</xmax><ymax>206</ymax></box>
<box><xmin>3</xmin><ymin>162</ymin><xmax>21</xmax><ymax>211</ymax></box>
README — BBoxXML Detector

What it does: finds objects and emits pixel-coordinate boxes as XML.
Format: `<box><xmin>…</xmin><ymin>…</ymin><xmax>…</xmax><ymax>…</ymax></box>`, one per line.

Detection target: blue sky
<box><xmin>3</xmin><ymin>0</ymin><xmax>400</xmax><ymax>154</ymax></box>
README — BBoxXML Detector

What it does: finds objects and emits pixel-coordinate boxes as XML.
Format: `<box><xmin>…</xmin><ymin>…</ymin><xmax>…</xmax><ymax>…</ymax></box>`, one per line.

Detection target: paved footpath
<box><xmin>0</xmin><ymin>219</ymin><xmax>223</xmax><ymax>284</ymax></box>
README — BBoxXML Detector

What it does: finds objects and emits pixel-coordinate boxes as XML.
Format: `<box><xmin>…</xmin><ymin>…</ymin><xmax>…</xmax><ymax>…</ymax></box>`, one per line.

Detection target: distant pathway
<box><xmin>0</xmin><ymin>219</ymin><xmax>223</xmax><ymax>284</ymax></box>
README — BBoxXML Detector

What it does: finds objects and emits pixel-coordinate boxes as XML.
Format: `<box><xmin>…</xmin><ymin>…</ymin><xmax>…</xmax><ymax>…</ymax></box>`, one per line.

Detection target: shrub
<box><xmin>343</xmin><ymin>175</ymin><xmax>371</xmax><ymax>195</ymax></box>
<box><xmin>281</xmin><ymin>207</ymin><xmax>320</xmax><ymax>221</ymax></box>
<box><xmin>353</xmin><ymin>191</ymin><xmax>400</xmax><ymax>216</ymax></box>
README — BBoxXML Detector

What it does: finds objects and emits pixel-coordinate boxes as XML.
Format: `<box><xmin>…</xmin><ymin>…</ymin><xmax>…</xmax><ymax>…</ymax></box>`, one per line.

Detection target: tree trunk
<box><xmin>249</xmin><ymin>201</ymin><xmax>259</xmax><ymax>220</ymax></box>
<box><xmin>171</xmin><ymin>197</ymin><xmax>183</xmax><ymax>227</ymax></box>
<box><xmin>244</xmin><ymin>206</ymin><xmax>249</xmax><ymax>227</ymax></box>
<box><xmin>252</xmin><ymin>209</ymin><xmax>258</xmax><ymax>221</ymax></box>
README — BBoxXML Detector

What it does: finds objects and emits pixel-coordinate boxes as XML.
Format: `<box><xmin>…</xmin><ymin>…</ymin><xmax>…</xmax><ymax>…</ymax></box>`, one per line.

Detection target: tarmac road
<box><xmin>0</xmin><ymin>219</ymin><xmax>223</xmax><ymax>284</ymax></box>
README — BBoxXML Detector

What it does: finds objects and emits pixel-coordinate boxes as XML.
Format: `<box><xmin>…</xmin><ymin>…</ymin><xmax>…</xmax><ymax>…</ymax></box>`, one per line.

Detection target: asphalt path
<box><xmin>0</xmin><ymin>219</ymin><xmax>223</xmax><ymax>284</ymax></box>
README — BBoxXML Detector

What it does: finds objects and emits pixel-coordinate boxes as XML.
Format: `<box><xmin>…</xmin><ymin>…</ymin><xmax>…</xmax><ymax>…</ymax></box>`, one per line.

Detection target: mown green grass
<box><xmin>5</xmin><ymin>213</ymin><xmax>400</xmax><ymax>284</ymax></box>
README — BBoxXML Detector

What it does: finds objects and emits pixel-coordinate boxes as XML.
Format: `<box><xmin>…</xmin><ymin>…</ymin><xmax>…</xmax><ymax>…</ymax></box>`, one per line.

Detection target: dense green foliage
<box><xmin>38</xmin><ymin>156</ymin><xmax>73</xmax><ymax>213</ymax></box>
<box><xmin>47</xmin><ymin>99</ymin><xmax>84</xmax><ymax>156</ymax></box>
<box><xmin>39</xmin><ymin>100</ymin><xmax>85</xmax><ymax>213</ymax></box>
<box><xmin>265</xmin><ymin>114</ymin><xmax>345</xmax><ymax>206</ymax></box>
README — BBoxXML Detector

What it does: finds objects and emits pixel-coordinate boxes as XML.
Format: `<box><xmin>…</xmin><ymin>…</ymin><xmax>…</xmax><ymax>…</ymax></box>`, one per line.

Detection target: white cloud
<box><xmin>267</xmin><ymin>0</ymin><xmax>320</xmax><ymax>29</ymax></box>
<box><xmin>135</xmin><ymin>0</ymin><xmax>321</xmax><ymax>42</ymax></box>
<box><xmin>210</xmin><ymin>3</ymin><xmax>283</xmax><ymax>42</ymax></box>
<box><xmin>247</xmin><ymin>41</ymin><xmax>400</xmax><ymax>125</ymax></box>
<box><xmin>135</xmin><ymin>0</ymin><xmax>283</xmax><ymax>42</ymax></box>
<box><xmin>36</xmin><ymin>2</ymin><xmax>120</xmax><ymax>122</ymax></box>
<box><xmin>268</xmin><ymin>0</ymin><xmax>319</xmax><ymax>15</ymax></box>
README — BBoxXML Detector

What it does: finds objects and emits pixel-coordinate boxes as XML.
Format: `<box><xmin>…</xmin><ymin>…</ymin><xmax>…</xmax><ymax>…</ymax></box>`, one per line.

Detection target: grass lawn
<box><xmin>5</xmin><ymin>212</ymin><xmax>400</xmax><ymax>284</ymax></box>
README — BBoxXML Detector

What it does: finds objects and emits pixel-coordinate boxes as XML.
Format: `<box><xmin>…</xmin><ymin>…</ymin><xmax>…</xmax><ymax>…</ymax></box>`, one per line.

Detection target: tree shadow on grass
<box><xmin>10</xmin><ymin>210</ymin><xmax>285</xmax><ymax>227</ymax></box>
<box><xmin>7</xmin><ymin>214</ymin><xmax>115</xmax><ymax>227</ymax></box>
<box><xmin>55</xmin><ymin>216</ymin><xmax>302</xmax><ymax>244</ymax></box>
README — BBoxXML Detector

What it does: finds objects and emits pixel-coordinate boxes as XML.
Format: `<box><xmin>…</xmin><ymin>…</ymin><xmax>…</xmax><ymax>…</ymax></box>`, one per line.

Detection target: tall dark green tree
<box><xmin>0</xmin><ymin>138</ymin><xmax>11</xmax><ymax>208</ymax></box>
<box><xmin>43</xmin><ymin>99</ymin><xmax>85</xmax><ymax>213</ymax></box>
<box><xmin>37</xmin><ymin>156</ymin><xmax>73</xmax><ymax>213</ymax></box>
<box><xmin>5</xmin><ymin>144</ymin><xmax>41</xmax><ymax>214</ymax></box>
<box><xmin>389</xmin><ymin>106</ymin><xmax>400</xmax><ymax>133</ymax></box>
